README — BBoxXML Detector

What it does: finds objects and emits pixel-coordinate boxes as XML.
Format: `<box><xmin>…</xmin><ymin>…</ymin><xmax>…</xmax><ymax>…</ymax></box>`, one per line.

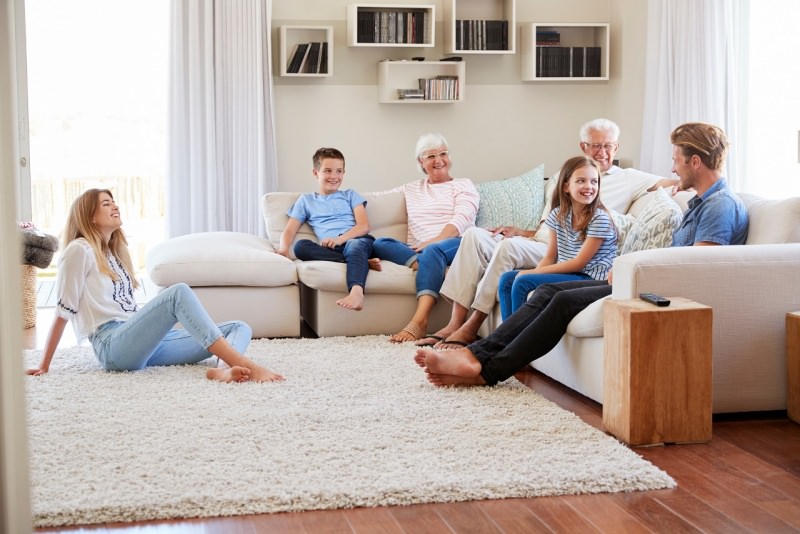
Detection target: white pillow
<box><xmin>608</xmin><ymin>209</ymin><xmax>636</xmax><ymax>255</ymax></box>
<box><xmin>738</xmin><ymin>193</ymin><xmax>800</xmax><ymax>244</ymax></box>
<box><xmin>620</xmin><ymin>187</ymin><xmax>683</xmax><ymax>255</ymax></box>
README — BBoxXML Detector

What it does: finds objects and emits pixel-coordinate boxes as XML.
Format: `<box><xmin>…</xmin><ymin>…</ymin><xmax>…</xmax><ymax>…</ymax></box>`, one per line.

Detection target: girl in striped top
<box><xmin>497</xmin><ymin>155</ymin><xmax>617</xmax><ymax>320</ymax></box>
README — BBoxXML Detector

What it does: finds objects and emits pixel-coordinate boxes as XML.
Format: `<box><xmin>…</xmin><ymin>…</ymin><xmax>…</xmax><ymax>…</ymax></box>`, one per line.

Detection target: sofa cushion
<box><xmin>146</xmin><ymin>231</ymin><xmax>297</xmax><ymax>287</ymax></box>
<box><xmin>739</xmin><ymin>193</ymin><xmax>800</xmax><ymax>244</ymax></box>
<box><xmin>608</xmin><ymin>209</ymin><xmax>636</xmax><ymax>255</ymax></box>
<box><xmin>620</xmin><ymin>188</ymin><xmax>683</xmax><ymax>255</ymax></box>
<box><xmin>475</xmin><ymin>165</ymin><xmax>546</xmax><ymax>231</ymax></box>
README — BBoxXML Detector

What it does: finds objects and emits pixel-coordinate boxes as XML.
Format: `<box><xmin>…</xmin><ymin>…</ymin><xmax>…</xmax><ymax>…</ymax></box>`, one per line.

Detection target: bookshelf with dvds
<box><xmin>442</xmin><ymin>0</ymin><xmax>516</xmax><ymax>54</ymax></box>
<box><xmin>377</xmin><ymin>60</ymin><xmax>464</xmax><ymax>104</ymax></box>
<box><xmin>520</xmin><ymin>23</ymin><xmax>610</xmax><ymax>81</ymax></box>
<box><xmin>280</xmin><ymin>25</ymin><xmax>333</xmax><ymax>77</ymax></box>
<box><xmin>347</xmin><ymin>4</ymin><xmax>435</xmax><ymax>47</ymax></box>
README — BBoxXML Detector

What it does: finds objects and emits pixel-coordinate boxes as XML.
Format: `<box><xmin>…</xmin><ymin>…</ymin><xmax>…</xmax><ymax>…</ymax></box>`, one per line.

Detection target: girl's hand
<box><xmin>518</xmin><ymin>268</ymin><xmax>538</xmax><ymax>276</ymax></box>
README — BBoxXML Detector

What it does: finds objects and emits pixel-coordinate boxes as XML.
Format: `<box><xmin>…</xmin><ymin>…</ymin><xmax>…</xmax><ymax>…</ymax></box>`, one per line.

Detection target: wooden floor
<box><xmin>23</xmin><ymin>309</ymin><xmax>800</xmax><ymax>533</ymax></box>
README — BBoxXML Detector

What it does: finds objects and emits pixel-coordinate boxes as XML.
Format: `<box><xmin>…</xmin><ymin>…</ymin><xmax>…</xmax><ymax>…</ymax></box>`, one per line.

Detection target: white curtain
<box><xmin>639</xmin><ymin>0</ymin><xmax>745</xmax><ymax>189</ymax></box>
<box><xmin>167</xmin><ymin>0</ymin><xmax>278</xmax><ymax>237</ymax></box>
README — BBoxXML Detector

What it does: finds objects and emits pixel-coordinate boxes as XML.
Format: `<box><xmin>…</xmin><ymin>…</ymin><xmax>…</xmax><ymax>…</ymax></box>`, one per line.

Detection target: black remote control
<box><xmin>639</xmin><ymin>293</ymin><xmax>671</xmax><ymax>307</ymax></box>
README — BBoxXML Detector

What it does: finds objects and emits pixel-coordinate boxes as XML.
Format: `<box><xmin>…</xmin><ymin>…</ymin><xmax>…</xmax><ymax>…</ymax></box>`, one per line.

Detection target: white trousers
<box><xmin>440</xmin><ymin>227</ymin><xmax>547</xmax><ymax>314</ymax></box>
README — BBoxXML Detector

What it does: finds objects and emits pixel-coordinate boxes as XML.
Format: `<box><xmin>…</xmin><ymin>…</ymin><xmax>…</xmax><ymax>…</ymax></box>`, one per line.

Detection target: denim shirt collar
<box><xmin>688</xmin><ymin>178</ymin><xmax>728</xmax><ymax>209</ymax></box>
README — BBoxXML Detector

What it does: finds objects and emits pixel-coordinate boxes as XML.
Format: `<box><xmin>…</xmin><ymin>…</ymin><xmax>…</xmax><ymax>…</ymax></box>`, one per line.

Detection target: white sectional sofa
<box><xmin>147</xmin><ymin>182</ymin><xmax>800</xmax><ymax>414</ymax></box>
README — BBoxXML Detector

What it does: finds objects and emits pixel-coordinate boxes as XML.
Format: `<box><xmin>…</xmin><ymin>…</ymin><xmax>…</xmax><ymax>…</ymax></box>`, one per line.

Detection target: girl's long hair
<box><xmin>63</xmin><ymin>189</ymin><xmax>139</xmax><ymax>288</ymax></box>
<box><xmin>550</xmin><ymin>155</ymin><xmax>608</xmax><ymax>241</ymax></box>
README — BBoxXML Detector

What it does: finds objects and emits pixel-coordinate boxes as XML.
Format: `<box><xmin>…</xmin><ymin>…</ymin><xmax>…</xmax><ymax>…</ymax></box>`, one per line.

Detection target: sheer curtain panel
<box><xmin>639</xmin><ymin>0</ymin><xmax>744</xmax><ymax>189</ymax></box>
<box><xmin>168</xmin><ymin>0</ymin><xmax>278</xmax><ymax>237</ymax></box>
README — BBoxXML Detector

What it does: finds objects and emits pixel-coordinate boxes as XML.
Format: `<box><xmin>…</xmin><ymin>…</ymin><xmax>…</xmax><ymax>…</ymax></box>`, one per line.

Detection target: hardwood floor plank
<box><xmin>433</xmin><ymin>501</ymin><xmax>502</xmax><ymax>534</ymax></box>
<box><xmin>615</xmin><ymin>492</ymin><xmax>698</xmax><ymax>533</ymax></box>
<box><xmin>343</xmin><ymin>506</ymin><xmax>404</xmax><ymax>534</ymax></box>
<box><xmin>388</xmin><ymin>503</ymin><xmax>455</xmax><ymax>533</ymax></box>
<box><xmin>563</xmin><ymin>494</ymin><xmax>651</xmax><ymax>533</ymax></box>
<box><xmin>297</xmin><ymin>509</ymin><xmax>354</xmax><ymax>533</ymax></box>
<box><xmin>477</xmin><ymin>499</ymin><xmax>553</xmax><ymax>533</ymax></box>
<box><xmin>522</xmin><ymin>497</ymin><xmax>602</xmax><ymax>533</ymax></box>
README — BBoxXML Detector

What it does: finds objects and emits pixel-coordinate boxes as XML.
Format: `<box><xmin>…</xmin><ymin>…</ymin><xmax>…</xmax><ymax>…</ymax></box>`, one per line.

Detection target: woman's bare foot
<box><xmin>336</xmin><ymin>286</ymin><xmax>365</xmax><ymax>311</ymax></box>
<box><xmin>247</xmin><ymin>362</ymin><xmax>285</xmax><ymax>382</ymax></box>
<box><xmin>207</xmin><ymin>366</ymin><xmax>250</xmax><ymax>383</ymax></box>
<box><xmin>415</xmin><ymin>347</ymin><xmax>483</xmax><ymax>379</ymax></box>
<box><xmin>368</xmin><ymin>258</ymin><xmax>382</xmax><ymax>271</ymax></box>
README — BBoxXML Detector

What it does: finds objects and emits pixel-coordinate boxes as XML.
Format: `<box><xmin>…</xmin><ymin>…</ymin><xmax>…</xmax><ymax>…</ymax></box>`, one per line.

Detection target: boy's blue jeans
<box><xmin>498</xmin><ymin>270</ymin><xmax>592</xmax><ymax>320</ymax></box>
<box><xmin>89</xmin><ymin>283</ymin><xmax>251</xmax><ymax>371</ymax></box>
<box><xmin>293</xmin><ymin>235</ymin><xmax>375</xmax><ymax>292</ymax></box>
<box><xmin>372</xmin><ymin>237</ymin><xmax>461</xmax><ymax>298</ymax></box>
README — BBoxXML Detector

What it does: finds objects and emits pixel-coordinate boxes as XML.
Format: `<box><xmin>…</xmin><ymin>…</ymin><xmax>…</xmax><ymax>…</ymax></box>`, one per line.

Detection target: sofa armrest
<box><xmin>610</xmin><ymin>243</ymin><xmax>800</xmax><ymax>413</ymax></box>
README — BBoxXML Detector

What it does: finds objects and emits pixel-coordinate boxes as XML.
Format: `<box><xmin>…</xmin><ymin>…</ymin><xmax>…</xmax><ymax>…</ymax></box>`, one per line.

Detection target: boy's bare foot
<box><xmin>207</xmin><ymin>366</ymin><xmax>250</xmax><ymax>383</ymax></box>
<box><xmin>337</xmin><ymin>286</ymin><xmax>365</xmax><ymax>311</ymax></box>
<box><xmin>368</xmin><ymin>258</ymin><xmax>382</xmax><ymax>271</ymax></box>
<box><xmin>415</xmin><ymin>347</ymin><xmax>483</xmax><ymax>378</ymax></box>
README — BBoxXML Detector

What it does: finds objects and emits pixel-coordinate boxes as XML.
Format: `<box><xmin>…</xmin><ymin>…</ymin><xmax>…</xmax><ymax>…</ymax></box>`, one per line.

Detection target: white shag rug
<box><xmin>25</xmin><ymin>335</ymin><xmax>675</xmax><ymax>528</ymax></box>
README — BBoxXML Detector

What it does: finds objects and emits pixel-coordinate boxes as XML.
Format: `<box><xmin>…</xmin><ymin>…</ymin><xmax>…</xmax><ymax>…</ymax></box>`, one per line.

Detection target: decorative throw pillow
<box><xmin>620</xmin><ymin>187</ymin><xmax>683</xmax><ymax>255</ymax></box>
<box><xmin>475</xmin><ymin>164</ymin><xmax>546</xmax><ymax>230</ymax></box>
<box><xmin>607</xmin><ymin>209</ymin><xmax>636</xmax><ymax>255</ymax></box>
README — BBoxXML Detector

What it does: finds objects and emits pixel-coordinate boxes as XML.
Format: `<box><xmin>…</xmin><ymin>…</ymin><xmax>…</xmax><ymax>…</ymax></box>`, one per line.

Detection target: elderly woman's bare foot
<box><xmin>207</xmin><ymin>366</ymin><xmax>250</xmax><ymax>383</ymax></box>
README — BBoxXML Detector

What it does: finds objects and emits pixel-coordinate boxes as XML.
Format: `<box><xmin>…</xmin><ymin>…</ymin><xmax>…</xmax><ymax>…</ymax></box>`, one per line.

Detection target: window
<box><xmin>25</xmin><ymin>0</ymin><xmax>168</xmax><ymax>270</ymax></box>
<box><xmin>744</xmin><ymin>0</ymin><xmax>800</xmax><ymax>198</ymax></box>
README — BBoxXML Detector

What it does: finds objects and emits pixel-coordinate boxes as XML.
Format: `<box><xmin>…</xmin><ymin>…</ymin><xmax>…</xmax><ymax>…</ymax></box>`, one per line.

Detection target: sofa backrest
<box><xmin>739</xmin><ymin>193</ymin><xmax>800</xmax><ymax>244</ymax></box>
<box><xmin>261</xmin><ymin>191</ymin><xmax>408</xmax><ymax>258</ymax></box>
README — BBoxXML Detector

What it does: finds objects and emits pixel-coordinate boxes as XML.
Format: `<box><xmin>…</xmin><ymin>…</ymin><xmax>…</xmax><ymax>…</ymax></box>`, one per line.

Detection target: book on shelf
<box><xmin>536</xmin><ymin>30</ymin><xmax>560</xmax><ymax>46</ymax></box>
<box><xmin>319</xmin><ymin>42</ymin><xmax>328</xmax><ymax>74</ymax></box>
<box><xmin>287</xmin><ymin>42</ymin><xmax>310</xmax><ymax>74</ymax></box>
<box><xmin>305</xmin><ymin>42</ymin><xmax>321</xmax><ymax>73</ymax></box>
<box><xmin>417</xmin><ymin>75</ymin><xmax>459</xmax><ymax>101</ymax></box>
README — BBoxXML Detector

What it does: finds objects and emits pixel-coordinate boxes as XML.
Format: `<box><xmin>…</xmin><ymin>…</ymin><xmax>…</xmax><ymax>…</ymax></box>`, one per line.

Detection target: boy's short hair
<box><xmin>313</xmin><ymin>147</ymin><xmax>345</xmax><ymax>170</ymax></box>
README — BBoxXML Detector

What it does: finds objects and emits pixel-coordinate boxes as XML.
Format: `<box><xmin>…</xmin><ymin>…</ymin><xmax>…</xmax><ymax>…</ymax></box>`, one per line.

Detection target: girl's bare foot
<box><xmin>207</xmin><ymin>366</ymin><xmax>250</xmax><ymax>383</ymax></box>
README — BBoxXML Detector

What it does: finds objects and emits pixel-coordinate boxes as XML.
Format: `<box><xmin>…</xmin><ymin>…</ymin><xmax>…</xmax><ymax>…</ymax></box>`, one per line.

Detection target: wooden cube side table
<box><xmin>787</xmin><ymin>312</ymin><xmax>800</xmax><ymax>424</ymax></box>
<box><xmin>603</xmin><ymin>297</ymin><xmax>713</xmax><ymax>446</ymax></box>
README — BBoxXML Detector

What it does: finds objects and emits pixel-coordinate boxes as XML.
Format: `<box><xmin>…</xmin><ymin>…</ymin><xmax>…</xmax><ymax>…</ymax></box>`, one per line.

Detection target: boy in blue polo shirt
<box><xmin>278</xmin><ymin>147</ymin><xmax>378</xmax><ymax>311</ymax></box>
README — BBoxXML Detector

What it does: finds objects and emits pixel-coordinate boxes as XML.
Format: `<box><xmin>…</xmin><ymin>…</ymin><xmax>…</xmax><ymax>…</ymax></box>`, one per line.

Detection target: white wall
<box><xmin>271</xmin><ymin>0</ymin><xmax>650</xmax><ymax>193</ymax></box>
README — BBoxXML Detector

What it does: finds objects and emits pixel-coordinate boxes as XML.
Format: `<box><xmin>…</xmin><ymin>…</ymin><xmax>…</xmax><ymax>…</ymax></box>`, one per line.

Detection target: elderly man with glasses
<box><xmin>418</xmin><ymin>118</ymin><xmax>678</xmax><ymax>348</ymax></box>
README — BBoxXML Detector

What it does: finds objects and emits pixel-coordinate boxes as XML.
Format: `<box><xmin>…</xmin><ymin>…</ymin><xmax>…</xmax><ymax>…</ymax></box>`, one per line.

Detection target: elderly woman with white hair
<box><xmin>372</xmin><ymin>133</ymin><xmax>480</xmax><ymax>342</ymax></box>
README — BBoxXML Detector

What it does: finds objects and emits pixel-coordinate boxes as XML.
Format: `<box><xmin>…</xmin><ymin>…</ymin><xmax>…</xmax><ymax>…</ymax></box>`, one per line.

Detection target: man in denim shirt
<box><xmin>670</xmin><ymin>122</ymin><xmax>748</xmax><ymax>247</ymax></box>
<box><xmin>414</xmin><ymin>122</ymin><xmax>750</xmax><ymax>387</ymax></box>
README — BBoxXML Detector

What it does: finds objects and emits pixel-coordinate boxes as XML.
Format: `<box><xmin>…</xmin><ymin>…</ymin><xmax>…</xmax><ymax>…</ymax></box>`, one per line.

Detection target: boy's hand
<box><xmin>320</xmin><ymin>237</ymin><xmax>340</xmax><ymax>249</ymax></box>
<box><xmin>276</xmin><ymin>247</ymin><xmax>289</xmax><ymax>258</ymax></box>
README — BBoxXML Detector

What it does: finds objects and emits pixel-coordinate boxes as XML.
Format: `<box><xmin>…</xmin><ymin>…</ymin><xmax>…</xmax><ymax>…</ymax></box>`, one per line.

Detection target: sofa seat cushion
<box><xmin>296</xmin><ymin>260</ymin><xmax>417</xmax><ymax>294</ymax></box>
<box><xmin>566</xmin><ymin>296</ymin><xmax>609</xmax><ymax>338</ymax></box>
<box><xmin>147</xmin><ymin>231</ymin><xmax>297</xmax><ymax>287</ymax></box>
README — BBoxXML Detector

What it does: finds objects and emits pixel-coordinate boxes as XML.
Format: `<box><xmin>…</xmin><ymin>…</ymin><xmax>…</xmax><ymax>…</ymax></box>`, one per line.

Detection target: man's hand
<box><xmin>490</xmin><ymin>226</ymin><xmax>525</xmax><ymax>238</ymax></box>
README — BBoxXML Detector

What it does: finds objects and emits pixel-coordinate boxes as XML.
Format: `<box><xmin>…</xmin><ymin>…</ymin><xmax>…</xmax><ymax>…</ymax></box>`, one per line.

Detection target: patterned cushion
<box><xmin>620</xmin><ymin>187</ymin><xmax>683</xmax><ymax>255</ymax></box>
<box><xmin>475</xmin><ymin>165</ymin><xmax>546</xmax><ymax>230</ymax></box>
<box><xmin>608</xmin><ymin>209</ymin><xmax>636</xmax><ymax>255</ymax></box>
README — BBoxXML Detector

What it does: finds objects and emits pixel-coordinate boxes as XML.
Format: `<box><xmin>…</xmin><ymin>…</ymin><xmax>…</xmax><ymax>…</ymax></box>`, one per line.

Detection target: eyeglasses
<box><xmin>582</xmin><ymin>142</ymin><xmax>618</xmax><ymax>153</ymax></box>
<box><xmin>421</xmin><ymin>151</ymin><xmax>449</xmax><ymax>161</ymax></box>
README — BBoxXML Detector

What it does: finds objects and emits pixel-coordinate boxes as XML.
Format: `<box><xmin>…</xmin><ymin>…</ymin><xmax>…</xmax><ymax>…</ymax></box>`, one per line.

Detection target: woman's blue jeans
<box><xmin>372</xmin><ymin>237</ymin><xmax>461</xmax><ymax>298</ymax></box>
<box><xmin>498</xmin><ymin>270</ymin><xmax>592</xmax><ymax>320</ymax></box>
<box><xmin>293</xmin><ymin>235</ymin><xmax>374</xmax><ymax>292</ymax></box>
<box><xmin>89</xmin><ymin>283</ymin><xmax>251</xmax><ymax>371</ymax></box>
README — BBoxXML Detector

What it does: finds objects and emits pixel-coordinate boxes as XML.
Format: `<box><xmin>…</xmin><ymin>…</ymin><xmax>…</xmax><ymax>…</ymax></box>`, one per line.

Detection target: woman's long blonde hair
<box><xmin>63</xmin><ymin>189</ymin><xmax>139</xmax><ymax>288</ymax></box>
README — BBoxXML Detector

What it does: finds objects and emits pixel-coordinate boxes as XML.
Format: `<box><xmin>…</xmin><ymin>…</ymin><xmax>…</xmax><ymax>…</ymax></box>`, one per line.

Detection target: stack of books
<box><xmin>356</xmin><ymin>9</ymin><xmax>428</xmax><ymax>44</ymax></box>
<box><xmin>455</xmin><ymin>20</ymin><xmax>509</xmax><ymax>51</ymax></box>
<box><xmin>536</xmin><ymin>46</ymin><xmax>601</xmax><ymax>78</ymax></box>
<box><xmin>286</xmin><ymin>42</ymin><xmax>329</xmax><ymax>74</ymax></box>
<box><xmin>397</xmin><ymin>88</ymin><xmax>424</xmax><ymax>100</ymax></box>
